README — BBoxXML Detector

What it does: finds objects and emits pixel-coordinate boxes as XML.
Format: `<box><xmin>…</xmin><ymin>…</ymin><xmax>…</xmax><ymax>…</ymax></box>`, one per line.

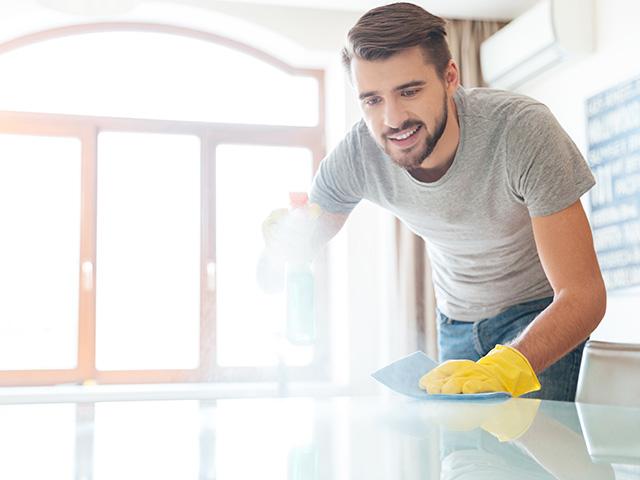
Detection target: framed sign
<box><xmin>587</xmin><ymin>75</ymin><xmax>640</xmax><ymax>290</ymax></box>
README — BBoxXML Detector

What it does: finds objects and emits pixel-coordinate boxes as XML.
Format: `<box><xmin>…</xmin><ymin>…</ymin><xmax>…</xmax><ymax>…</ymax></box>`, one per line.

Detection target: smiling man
<box><xmin>263</xmin><ymin>2</ymin><xmax>606</xmax><ymax>401</ymax></box>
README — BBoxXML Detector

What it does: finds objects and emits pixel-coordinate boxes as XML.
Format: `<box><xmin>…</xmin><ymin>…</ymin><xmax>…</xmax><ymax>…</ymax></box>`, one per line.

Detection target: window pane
<box><xmin>0</xmin><ymin>31</ymin><xmax>318</xmax><ymax>126</ymax></box>
<box><xmin>94</xmin><ymin>401</ymin><xmax>200</xmax><ymax>479</ymax></box>
<box><xmin>0</xmin><ymin>404</ymin><xmax>76</xmax><ymax>478</ymax></box>
<box><xmin>216</xmin><ymin>145</ymin><xmax>314</xmax><ymax>367</ymax></box>
<box><xmin>96</xmin><ymin>132</ymin><xmax>200</xmax><ymax>370</ymax></box>
<box><xmin>0</xmin><ymin>134</ymin><xmax>80</xmax><ymax>370</ymax></box>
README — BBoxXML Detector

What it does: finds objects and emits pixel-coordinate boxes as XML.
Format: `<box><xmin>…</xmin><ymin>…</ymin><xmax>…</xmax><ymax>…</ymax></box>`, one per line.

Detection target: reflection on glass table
<box><xmin>0</xmin><ymin>395</ymin><xmax>637</xmax><ymax>479</ymax></box>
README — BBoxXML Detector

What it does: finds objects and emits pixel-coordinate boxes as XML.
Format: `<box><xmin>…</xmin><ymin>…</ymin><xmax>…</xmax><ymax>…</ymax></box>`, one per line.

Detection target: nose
<box><xmin>383</xmin><ymin>97</ymin><xmax>409</xmax><ymax>130</ymax></box>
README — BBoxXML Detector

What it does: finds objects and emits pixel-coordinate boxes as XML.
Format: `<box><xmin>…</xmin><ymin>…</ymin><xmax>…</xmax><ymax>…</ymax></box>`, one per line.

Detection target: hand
<box><xmin>261</xmin><ymin>203</ymin><xmax>322</xmax><ymax>264</ymax></box>
<box><xmin>419</xmin><ymin>345</ymin><xmax>541</xmax><ymax>397</ymax></box>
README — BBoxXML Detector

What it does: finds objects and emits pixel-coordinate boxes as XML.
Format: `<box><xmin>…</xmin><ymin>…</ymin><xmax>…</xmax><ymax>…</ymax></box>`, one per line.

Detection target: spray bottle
<box><xmin>285</xmin><ymin>191</ymin><xmax>316</xmax><ymax>345</ymax></box>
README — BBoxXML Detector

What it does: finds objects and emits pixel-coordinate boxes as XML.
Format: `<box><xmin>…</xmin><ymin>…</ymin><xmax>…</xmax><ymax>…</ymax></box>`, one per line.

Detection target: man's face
<box><xmin>351</xmin><ymin>46</ymin><xmax>452</xmax><ymax>170</ymax></box>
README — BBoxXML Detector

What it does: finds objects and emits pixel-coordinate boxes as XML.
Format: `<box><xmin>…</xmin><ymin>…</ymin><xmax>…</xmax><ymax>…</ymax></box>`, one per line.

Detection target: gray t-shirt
<box><xmin>310</xmin><ymin>87</ymin><xmax>595</xmax><ymax>321</ymax></box>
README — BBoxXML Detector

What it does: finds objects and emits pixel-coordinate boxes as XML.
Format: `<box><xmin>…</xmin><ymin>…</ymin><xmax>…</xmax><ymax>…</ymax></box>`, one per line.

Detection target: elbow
<box><xmin>557</xmin><ymin>274</ymin><xmax>607</xmax><ymax>332</ymax></box>
<box><xmin>594</xmin><ymin>275</ymin><xmax>607</xmax><ymax>325</ymax></box>
<box><xmin>587</xmin><ymin>274</ymin><xmax>607</xmax><ymax>331</ymax></box>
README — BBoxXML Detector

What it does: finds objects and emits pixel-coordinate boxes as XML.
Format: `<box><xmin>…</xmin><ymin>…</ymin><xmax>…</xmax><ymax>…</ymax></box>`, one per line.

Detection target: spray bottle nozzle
<box><xmin>289</xmin><ymin>191</ymin><xmax>309</xmax><ymax>209</ymax></box>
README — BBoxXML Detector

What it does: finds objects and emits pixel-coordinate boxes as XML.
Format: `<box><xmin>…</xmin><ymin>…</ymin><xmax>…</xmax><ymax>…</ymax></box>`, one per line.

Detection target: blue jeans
<box><xmin>437</xmin><ymin>296</ymin><xmax>586</xmax><ymax>402</ymax></box>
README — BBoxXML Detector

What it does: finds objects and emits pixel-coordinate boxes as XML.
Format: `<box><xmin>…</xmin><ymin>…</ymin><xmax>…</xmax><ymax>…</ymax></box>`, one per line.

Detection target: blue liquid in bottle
<box><xmin>285</xmin><ymin>191</ymin><xmax>316</xmax><ymax>345</ymax></box>
<box><xmin>286</xmin><ymin>262</ymin><xmax>315</xmax><ymax>345</ymax></box>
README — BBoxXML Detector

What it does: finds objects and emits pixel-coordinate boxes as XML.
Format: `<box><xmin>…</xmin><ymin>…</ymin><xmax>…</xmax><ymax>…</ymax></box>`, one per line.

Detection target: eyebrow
<box><xmin>358</xmin><ymin>80</ymin><xmax>426</xmax><ymax>100</ymax></box>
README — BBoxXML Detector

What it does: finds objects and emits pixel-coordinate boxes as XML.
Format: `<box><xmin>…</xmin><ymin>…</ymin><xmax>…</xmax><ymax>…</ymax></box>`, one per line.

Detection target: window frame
<box><xmin>0</xmin><ymin>23</ymin><xmax>328</xmax><ymax>386</ymax></box>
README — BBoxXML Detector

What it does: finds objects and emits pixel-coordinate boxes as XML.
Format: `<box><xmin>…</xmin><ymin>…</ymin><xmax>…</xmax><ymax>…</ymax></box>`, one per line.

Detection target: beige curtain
<box><xmin>446</xmin><ymin>19</ymin><xmax>506</xmax><ymax>88</ymax></box>
<box><xmin>393</xmin><ymin>19</ymin><xmax>504</xmax><ymax>358</ymax></box>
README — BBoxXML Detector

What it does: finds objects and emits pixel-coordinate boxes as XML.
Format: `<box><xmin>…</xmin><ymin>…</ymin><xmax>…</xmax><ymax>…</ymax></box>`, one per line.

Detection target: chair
<box><xmin>576</xmin><ymin>341</ymin><xmax>640</xmax><ymax>476</ymax></box>
<box><xmin>575</xmin><ymin>340</ymin><xmax>640</xmax><ymax>406</ymax></box>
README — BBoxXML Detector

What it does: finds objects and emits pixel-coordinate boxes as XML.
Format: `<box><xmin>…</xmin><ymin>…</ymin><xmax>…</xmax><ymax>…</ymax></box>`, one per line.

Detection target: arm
<box><xmin>311</xmin><ymin>208</ymin><xmax>349</xmax><ymax>253</ymax></box>
<box><xmin>510</xmin><ymin>200</ymin><xmax>606</xmax><ymax>373</ymax></box>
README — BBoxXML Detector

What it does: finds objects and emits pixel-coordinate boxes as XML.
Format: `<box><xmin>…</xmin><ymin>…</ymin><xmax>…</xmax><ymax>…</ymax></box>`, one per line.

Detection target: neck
<box><xmin>409</xmin><ymin>95</ymin><xmax>460</xmax><ymax>183</ymax></box>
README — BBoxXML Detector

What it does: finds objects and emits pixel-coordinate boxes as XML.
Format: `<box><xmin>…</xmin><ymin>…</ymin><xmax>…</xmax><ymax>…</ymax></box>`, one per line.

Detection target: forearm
<box><xmin>311</xmin><ymin>209</ymin><xmax>348</xmax><ymax>251</ymax></box>
<box><xmin>520</xmin><ymin>201</ymin><xmax>607</xmax><ymax>373</ymax></box>
<box><xmin>510</xmin><ymin>283</ymin><xmax>606</xmax><ymax>373</ymax></box>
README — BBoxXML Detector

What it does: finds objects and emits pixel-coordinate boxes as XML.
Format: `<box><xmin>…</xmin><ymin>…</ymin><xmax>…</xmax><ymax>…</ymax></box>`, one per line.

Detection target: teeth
<box><xmin>390</xmin><ymin>126</ymin><xmax>419</xmax><ymax>140</ymax></box>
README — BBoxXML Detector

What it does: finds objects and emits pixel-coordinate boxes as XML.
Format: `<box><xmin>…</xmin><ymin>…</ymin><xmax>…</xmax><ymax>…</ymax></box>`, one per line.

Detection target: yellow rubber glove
<box><xmin>262</xmin><ymin>208</ymin><xmax>289</xmax><ymax>247</ymax></box>
<box><xmin>419</xmin><ymin>345</ymin><xmax>541</xmax><ymax>397</ymax></box>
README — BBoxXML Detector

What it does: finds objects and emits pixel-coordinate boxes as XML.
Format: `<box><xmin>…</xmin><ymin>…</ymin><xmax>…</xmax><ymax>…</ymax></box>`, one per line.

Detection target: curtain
<box><xmin>392</xmin><ymin>19</ymin><xmax>504</xmax><ymax>359</ymax></box>
<box><xmin>446</xmin><ymin>19</ymin><xmax>506</xmax><ymax>88</ymax></box>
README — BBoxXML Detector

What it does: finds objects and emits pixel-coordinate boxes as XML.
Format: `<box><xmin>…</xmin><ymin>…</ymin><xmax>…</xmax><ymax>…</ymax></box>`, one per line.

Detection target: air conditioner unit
<box><xmin>480</xmin><ymin>0</ymin><xmax>594</xmax><ymax>90</ymax></box>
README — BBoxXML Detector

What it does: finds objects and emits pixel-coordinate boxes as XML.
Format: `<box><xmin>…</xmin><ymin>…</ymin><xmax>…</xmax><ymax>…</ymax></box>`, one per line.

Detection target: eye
<box><xmin>364</xmin><ymin>96</ymin><xmax>382</xmax><ymax>107</ymax></box>
<box><xmin>401</xmin><ymin>88</ymin><xmax>420</xmax><ymax>98</ymax></box>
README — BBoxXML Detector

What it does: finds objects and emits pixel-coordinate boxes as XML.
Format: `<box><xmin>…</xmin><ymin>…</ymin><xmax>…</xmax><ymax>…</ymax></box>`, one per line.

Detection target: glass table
<box><xmin>0</xmin><ymin>393</ymin><xmax>638</xmax><ymax>479</ymax></box>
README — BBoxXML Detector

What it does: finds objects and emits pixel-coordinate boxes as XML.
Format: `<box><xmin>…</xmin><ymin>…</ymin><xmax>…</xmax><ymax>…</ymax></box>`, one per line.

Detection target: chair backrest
<box><xmin>575</xmin><ymin>340</ymin><xmax>640</xmax><ymax>406</ymax></box>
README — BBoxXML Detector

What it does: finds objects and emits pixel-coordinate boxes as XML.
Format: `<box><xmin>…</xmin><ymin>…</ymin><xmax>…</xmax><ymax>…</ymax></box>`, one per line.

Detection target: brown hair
<box><xmin>342</xmin><ymin>2</ymin><xmax>451</xmax><ymax>78</ymax></box>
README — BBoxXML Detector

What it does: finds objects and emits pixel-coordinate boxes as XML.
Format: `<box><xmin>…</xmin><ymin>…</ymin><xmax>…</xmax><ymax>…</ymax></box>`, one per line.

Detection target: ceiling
<box><xmin>233</xmin><ymin>0</ymin><xmax>541</xmax><ymax>20</ymax></box>
<box><xmin>20</xmin><ymin>0</ymin><xmax>543</xmax><ymax>21</ymax></box>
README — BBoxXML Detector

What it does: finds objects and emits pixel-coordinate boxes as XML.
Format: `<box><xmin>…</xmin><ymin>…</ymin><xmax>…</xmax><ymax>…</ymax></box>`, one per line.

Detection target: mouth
<box><xmin>386</xmin><ymin>124</ymin><xmax>422</xmax><ymax>149</ymax></box>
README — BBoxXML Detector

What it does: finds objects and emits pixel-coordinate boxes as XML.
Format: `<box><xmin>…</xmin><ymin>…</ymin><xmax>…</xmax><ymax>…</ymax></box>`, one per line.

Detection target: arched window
<box><xmin>0</xmin><ymin>26</ymin><xmax>320</xmax><ymax>126</ymax></box>
<box><xmin>0</xmin><ymin>24</ymin><xmax>326</xmax><ymax>386</ymax></box>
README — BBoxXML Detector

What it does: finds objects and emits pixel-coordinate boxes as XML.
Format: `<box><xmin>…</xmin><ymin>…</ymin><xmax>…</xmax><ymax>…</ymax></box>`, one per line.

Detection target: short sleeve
<box><xmin>506</xmin><ymin>104</ymin><xmax>595</xmax><ymax>217</ymax></box>
<box><xmin>309</xmin><ymin>124</ymin><xmax>365</xmax><ymax>214</ymax></box>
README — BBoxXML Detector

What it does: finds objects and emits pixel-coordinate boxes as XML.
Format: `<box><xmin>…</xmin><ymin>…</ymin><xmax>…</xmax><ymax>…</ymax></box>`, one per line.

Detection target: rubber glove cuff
<box><xmin>479</xmin><ymin>345</ymin><xmax>541</xmax><ymax>397</ymax></box>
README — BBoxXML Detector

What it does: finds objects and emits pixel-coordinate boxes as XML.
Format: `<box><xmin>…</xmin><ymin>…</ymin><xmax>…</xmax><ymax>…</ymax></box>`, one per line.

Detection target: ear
<box><xmin>444</xmin><ymin>60</ymin><xmax>460</xmax><ymax>93</ymax></box>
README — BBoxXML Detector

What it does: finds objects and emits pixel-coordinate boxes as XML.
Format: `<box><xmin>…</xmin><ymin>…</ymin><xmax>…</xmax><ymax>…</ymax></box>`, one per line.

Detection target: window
<box><xmin>0</xmin><ymin>24</ymin><xmax>326</xmax><ymax>385</ymax></box>
<box><xmin>0</xmin><ymin>134</ymin><xmax>81</xmax><ymax>371</ymax></box>
<box><xmin>0</xmin><ymin>30</ymin><xmax>319</xmax><ymax>126</ymax></box>
<box><xmin>95</xmin><ymin>132</ymin><xmax>201</xmax><ymax>371</ymax></box>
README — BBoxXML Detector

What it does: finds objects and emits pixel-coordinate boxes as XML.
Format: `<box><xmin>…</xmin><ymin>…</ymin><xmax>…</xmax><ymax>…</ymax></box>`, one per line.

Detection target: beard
<box><xmin>382</xmin><ymin>93</ymin><xmax>449</xmax><ymax>170</ymax></box>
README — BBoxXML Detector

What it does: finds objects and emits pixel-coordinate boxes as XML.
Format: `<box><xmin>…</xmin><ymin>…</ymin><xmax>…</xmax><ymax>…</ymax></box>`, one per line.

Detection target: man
<box><xmin>264</xmin><ymin>2</ymin><xmax>605</xmax><ymax>401</ymax></box>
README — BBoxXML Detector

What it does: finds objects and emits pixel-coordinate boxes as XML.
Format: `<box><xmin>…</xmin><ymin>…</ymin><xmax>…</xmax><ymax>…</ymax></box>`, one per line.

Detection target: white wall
<box><xmin>518</xmin><ymin>0</ymin><xmax>640</xmax><ymax>343</ymax></box>
<box><xmin>182</xmin><ymin>0</ymin><xmax>359</xmax><ymax>52</ymax></box>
